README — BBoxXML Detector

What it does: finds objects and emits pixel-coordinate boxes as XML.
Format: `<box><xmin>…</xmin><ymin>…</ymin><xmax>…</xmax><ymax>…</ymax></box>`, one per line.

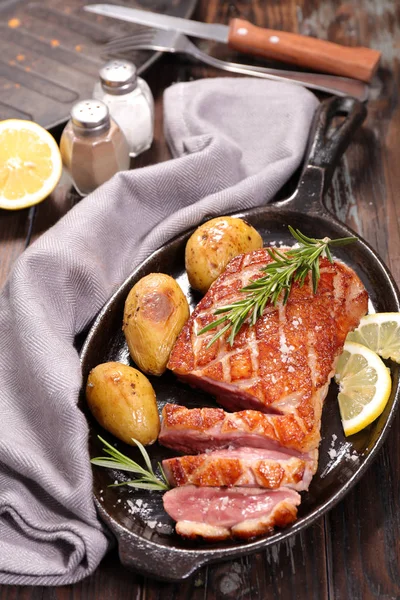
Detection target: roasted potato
<box><xmin>185</xmin><ymin>216</ymin><xmax>263</xmax><ymax>294</ymax></box>
<box><xmin>86</xmin><ymin>362</ymin><xmax>160</xmax><ymax>446</ymax></box>
<box><xmin>123</xmin><ymin>273</ymin><xmax>190</xmax><ymax>376</ymax></box>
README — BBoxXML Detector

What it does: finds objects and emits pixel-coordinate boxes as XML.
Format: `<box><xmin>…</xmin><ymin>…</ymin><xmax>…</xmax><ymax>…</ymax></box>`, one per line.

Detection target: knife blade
<box><xmin>85</xmin><ymin>4</ymin><xmax>380</xmax><ymax>83</ymax></box>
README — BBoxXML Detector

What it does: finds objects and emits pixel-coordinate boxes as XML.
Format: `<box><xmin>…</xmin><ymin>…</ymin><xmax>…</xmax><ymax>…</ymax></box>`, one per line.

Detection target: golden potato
<box><xmin>86</xmin><ymin>362</ymin><xmax>160</xmax><ymax>446</ymax></box>
<box><xmin>123</xmin><ymin>273</ymin><xmax>189</xmax><ymax>376</ymax></box>
<box><xmin>185</xmin><ymin>216</ymin><xmax>263</xmax><ymax>294</ymax></box>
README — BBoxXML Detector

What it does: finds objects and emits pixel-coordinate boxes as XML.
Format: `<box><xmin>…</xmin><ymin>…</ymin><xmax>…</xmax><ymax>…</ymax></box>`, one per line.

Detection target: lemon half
<box><xmin>0</xmin><ymin>119</ymin><xmax>62</xmax><ymax>210</ymax></box>
<box><xmin>334</xmin><ymin>341</ymin><xmax>392</xmax><ymax>436</ymax></box>
<box><xmin>347</xmin><ymin>312</ymin><xmax>400</xmax><ymax>364</ymax></box>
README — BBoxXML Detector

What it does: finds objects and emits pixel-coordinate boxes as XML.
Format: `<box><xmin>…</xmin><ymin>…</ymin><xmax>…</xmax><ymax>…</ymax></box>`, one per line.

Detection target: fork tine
<box><xmin>108</xmin><ymin>28</ymin><xmax>155</xmax><ymax>43</ymax></box>
<box><xmin>105</xmin><ymin>40</ymin><xmax>152</xmax><ymax>53</ymax></box>
<box><xmin>107</xmin><ymin>35</ymin><xmax>151</xmax><ymax>48</ymax></box>
<box><xmin>107</xmin><ymin>38</ymin><xmax>152</xmax><ymax>50</ymax></box>
<box><xmin>105</xmin><ymin>40</ymin><xmax>153</xmax><ymax>53</ymax></box>
<box><xmin>106</xmin><ymin>28</ymin><xmax>156</xmax><ymax>52</ymax></box>
<box><xmin>107</xmin><ymin>34</ymin><xmax>154</xmax><ymax>49</ymax></box>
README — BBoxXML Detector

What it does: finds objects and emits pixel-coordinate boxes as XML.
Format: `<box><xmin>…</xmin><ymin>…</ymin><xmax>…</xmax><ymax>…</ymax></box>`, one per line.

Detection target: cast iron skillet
<box><xmin>79</xmin><ymin>96</ymin><xmax>400</xmax><ymax>581</ymax></box>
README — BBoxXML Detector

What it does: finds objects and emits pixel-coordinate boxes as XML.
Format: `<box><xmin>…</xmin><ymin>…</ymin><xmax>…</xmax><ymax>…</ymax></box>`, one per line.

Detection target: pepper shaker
<box><xmin>60</xmin><ymin>99</ymin><xmax>130</xmax><ymax>197</ymax></box>
<box><xmin>93</xmin><ymin>60</ymin><xmax>154</xmax><ymax>158</ymax></box>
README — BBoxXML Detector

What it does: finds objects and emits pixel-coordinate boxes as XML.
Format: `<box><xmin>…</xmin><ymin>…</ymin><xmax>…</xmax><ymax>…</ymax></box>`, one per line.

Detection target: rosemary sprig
<box><xmin>91</xmin><ymin>436</ymin><xmax>170</xmax><ymax>491</ymax></box>
<box><xmin>198</xmin><ymin>226</ymin><xmax>357</xmax><ymax>348</ymax></box>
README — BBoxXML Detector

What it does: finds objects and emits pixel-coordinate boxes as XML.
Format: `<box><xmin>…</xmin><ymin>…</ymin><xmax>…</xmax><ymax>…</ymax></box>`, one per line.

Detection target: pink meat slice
<box><xmin>163</xmin><ymin>485</ymin><xmax>301</xmax><ymax>541</ymax></box>
<box><xmin>162</xmin><ymin>446</ymin><xmax>313</xmax><ymax>491</ymax></box>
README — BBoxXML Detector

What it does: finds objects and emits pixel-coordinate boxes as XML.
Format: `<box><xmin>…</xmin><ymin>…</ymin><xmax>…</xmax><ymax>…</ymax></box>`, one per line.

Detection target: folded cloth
<box><xmin>0</xmin><ymin>78</ymin><xmax>318</xmax><ymax>585</ymax></box>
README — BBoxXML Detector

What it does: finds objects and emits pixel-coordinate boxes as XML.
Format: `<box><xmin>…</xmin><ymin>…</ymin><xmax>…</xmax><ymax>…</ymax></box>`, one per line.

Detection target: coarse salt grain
<box><xmin>321</xmin><ymin>439</ymin><xmax>360</xmax><ymax>479</ymax></box>
<box><xmin>157</xmin><ymin>523</ymin><xmax>174</xmax><ymax>535</ymax></box>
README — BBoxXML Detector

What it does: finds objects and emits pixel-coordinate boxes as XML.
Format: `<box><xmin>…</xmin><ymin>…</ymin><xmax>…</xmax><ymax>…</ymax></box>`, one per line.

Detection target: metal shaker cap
<box><xmin>99</xmin><ymin>59</ymin><xmax>138</xmax><ymax>95</ymax></box>
<box><xmin>70</xmin><ymin>99</ymin><xmax>111</xmax><ymax>135</ymax></box>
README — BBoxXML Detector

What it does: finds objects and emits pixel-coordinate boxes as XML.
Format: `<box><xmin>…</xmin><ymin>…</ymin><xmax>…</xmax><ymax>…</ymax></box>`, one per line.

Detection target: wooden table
<box><xmin>1</xmin><ymin>0</ymin><xmax>399</xmax><ymax>598</ymax></box>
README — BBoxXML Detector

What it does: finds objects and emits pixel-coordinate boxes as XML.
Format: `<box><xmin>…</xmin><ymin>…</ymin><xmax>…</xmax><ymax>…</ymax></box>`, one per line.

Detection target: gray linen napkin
<box><xmin>0</xmin><ymin>78</ymin><xmax>318</xmax><ymax>585</ymax></box>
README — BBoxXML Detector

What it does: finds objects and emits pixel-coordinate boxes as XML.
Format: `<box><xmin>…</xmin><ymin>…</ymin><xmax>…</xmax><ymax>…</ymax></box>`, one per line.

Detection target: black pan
<box><xmin>79</xmin><ymin>96</ymin><xmax>400</xmax><ymax>582</ymax></box>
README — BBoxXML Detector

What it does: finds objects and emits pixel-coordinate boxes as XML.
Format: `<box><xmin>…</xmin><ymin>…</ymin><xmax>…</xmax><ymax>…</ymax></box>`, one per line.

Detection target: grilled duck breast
<box><xmin>168</xmin><ymin>249</ymin><xmax>368</xmax><ymax>452</ymax></box>
<box><xmin>163</xmin><ymin>248</ymin><xmax>368</xmax><ymax>540</ymax></box>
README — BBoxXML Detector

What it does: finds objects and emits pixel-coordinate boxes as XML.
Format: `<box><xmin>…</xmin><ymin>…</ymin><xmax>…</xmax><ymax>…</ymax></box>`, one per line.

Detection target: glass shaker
<box><xmin>60</xmin><ymin>99</ymin><xmax>130</xmax><ymax>196</ymax></box>
<box><xmin>93</xmin><ymin>59</ymin><xmax>154</xmax><ymax>158</ymax></box>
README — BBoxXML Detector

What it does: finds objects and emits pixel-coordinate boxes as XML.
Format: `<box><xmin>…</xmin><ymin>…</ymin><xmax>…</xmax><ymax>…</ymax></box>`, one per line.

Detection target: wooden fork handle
<box><xmin>228</xmin><ymin>18</ymin><xmax>381</xmax><ymax>83</ymax></box>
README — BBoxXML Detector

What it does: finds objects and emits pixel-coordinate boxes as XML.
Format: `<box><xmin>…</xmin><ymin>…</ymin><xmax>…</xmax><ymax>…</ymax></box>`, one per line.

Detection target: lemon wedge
<box><xmin>0</xmin><ymin>119</ymin><xmax>62</xmax><ymax>210</ymax></box>
<box><xmin>347</xmin><ymin>312</ymin><xmax>400</xmax><ymax>363</ymax></box>
<box><xmin>334</xmin><ymin>341</ymin><xmax>392</xmax><ymax>436</ymax></box>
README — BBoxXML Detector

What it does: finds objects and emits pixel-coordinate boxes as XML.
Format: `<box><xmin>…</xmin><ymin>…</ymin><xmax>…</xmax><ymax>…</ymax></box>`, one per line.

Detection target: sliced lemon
<box><xmin>0</xmin><ymin>119</ymin><xmax>62</xmax><ymax>210</ymax></box>
<box><xmin>347</xmin><ymin>312</ymin><xmax>400</xmax><ymax>363</ymax></box>
<box><xmin>334</xmin><ymin>341</ymin><xmax>392</xmax><ymax>436</ymax></box>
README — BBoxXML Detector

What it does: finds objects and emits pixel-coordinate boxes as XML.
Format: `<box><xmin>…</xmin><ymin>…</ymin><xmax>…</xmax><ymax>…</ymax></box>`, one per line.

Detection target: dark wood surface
<box><xmin>0</xmin><ymin>0</ymin><xmax>198</xmax><ymax>128</ymax></box>
<box><xmin>1</xmin><ymin>0</ymin><xmax>399</xmax><ymax>598</ymax></box>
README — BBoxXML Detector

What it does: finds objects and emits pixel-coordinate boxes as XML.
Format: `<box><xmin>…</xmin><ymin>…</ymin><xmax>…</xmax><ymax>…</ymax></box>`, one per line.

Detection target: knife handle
<box><xmin>228</xmin><ymin>18</ymin><xmax>380</xmax><ymax>83</ymax></box>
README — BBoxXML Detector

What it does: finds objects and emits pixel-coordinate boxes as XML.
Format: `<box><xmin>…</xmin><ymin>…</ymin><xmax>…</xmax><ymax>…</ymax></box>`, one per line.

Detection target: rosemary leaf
<box><xmin>134</xmin><ymin>437</ymin><xmax>155</xmax><ymax>476</ymax></box>
<box><xmin>328</xmin><ymin>236</ymin><xmax>358</xmax><ymax>246</ymax></box>
<box><xmin>125</xmin><ymin>481</ymin><xmax>169</xmax><ymax>491</ymax></box>
<box><xmin>198</xmin><ymin>226</ymin><xmax>357</xmax><ymax>348</ymax></box>
<box><xmin>111</xmin><ymin>481</ymin><xmax>168</xmax><ymax>491</ymax></box>
<box><xmin>90</xmin><ymin>458</ymin><xmax>147</xmax><ymax>475</ymax></box>
<box><xmin>158</xmin><ymin>462</ymin><xmax>170</xmax><ymax>487</ymax></box>
<box><xmin>196</xmin><ymin>316</ymin><xmax>228</xmax><ymax>333</ymax></box>
<box><xmin>325</xmin><ymin>246</ymin><xmax>333</xmax><ymax>263</ymax></box>
<box><xmin>91</xmin><ymin>436</ymin><xmax>170</xmax><ymax>491</ymax></box>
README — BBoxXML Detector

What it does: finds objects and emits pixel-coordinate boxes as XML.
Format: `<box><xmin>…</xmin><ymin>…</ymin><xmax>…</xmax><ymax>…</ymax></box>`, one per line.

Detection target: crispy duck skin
<box><xmin>163</xmin><ymin>485</ymin><xmax>300</xmax><ymax>541</ymax></box>
<box><xmin>159</xmin><ymin>403</ymin><xmax>319</xmax><ymax>458</ymax></box>
<box><xmin>167</xmin><ymin>248</ymin><xmax>368</xmax><ymax>453</ymax></box>
<box><xmin>162</xmin><ymin>446</ymin><xmax>312</xmax><ymax>491</ymax></box>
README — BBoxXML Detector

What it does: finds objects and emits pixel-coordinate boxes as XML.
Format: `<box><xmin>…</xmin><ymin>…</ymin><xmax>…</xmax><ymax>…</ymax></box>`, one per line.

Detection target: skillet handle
<box><xmin>305</xmin><ymin>96</ymin><xmax>367</xmax><ymax>192</ymax></box>
<box><xmin>95</xmin><ymin>501</ymin><xmax>207</xmax><ymax>581</ymax></box>
<box><xmin>287</xmin><ymin>96</ymin><xmax>367</xmax><ymax>213</ymax></box>
<box><xmin>118</xmin><ymin>534</ymin><xmax>206</xmax><ymax>581</ymax></box>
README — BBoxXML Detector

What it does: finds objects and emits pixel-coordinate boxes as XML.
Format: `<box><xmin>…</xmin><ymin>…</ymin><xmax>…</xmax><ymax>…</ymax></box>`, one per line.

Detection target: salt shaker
<box><xmin>60</xmin><ymin>99</ymin><xmax>130</xmax><ymax>197</ymax></box>
<box><xmin>93</xmin><ymin>59</ymin><xmax>154</xmax><ymax>158</ymax></box>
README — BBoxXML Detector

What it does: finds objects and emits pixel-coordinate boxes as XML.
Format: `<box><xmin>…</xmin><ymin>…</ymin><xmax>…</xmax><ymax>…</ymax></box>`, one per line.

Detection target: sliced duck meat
<box><xmin>168</xmin><ymin>248</ymin><xmax>368</xmax><ymax>451</ymax></box>
<box><xmin>162</xmin><ymin>446</ymin><xmax>313</xmax><ymax>491</ymax></box>
<box><xmin>163</xmin><ymin>485</ymin><xmax>300</xmax><ymax>541</ymax></box>
<box><xmin>159</xmin><ymin>403</ymin><xmax>319</xmax><ymax>458</ymax></box>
